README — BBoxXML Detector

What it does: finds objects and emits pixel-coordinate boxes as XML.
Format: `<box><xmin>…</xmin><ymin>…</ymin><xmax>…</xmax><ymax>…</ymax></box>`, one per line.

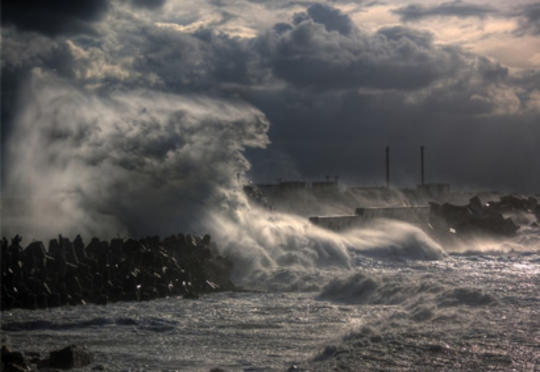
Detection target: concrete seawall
<box><xmin>309</xmin><ymin>206</ymin><xmax>430</xmax><ymax>231</ymax></box>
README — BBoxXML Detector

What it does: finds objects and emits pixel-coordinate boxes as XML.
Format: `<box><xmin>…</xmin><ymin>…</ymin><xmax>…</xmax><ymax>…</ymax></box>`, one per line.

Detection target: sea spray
<box><xmin>3</xmin><ymin>71</ymin><xmax>449</xmax><ymax>292</ymax></box>
<box><xmin>209</xmin><ymin>202</ymin><xmax>447</xmax><ymax>290</ymax></box>
<box><xmin>342</xmin><ymin>219</ymin><xmax>446</xmax><ymax>260</ymax></box>
<box><xmin>2</xmin><ymin>71</ymin><xmax>269</xmax><ymax>239</ymax></box>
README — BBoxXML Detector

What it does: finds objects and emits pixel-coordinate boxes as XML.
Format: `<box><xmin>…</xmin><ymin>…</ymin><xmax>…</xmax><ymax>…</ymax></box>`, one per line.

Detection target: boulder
<box><xmin>60</xmin><ymin>237</ymin><xmax>79</xmax><ymax>266</ymax></box>
<box><xmin>73</xmin><ymin>235</ymin><xmax>87</xmax><ymax>262</ymax></box>
<box><xmin>3</xmin><ymin>363</ymin><xmax>31</xmax><ymax>372</ymax></box>
<box><xmin>1</xmin><ymin>345</ymin><xmax>31</xmax><ymax>372</ymax></box>
<box><xmin>23</xmin><ymin>241</ymin><xmax>47</xmax><ymax>269</ymax></box>
<box><xmin>490</xmin><ymin>195</ymin><xmax>538</xmax><ymax>213</ymax></box>
<box><xmin>48</xmin><ymin>239</ymin><xmax>64</xmax><ymax>261</ymax></box>
<box><xmin>430</xmin><ymin>197</ymin><xmax>518</xmax><ymax>238</ymax></box>
<box><xmin>468</xmin><ymin>196</ymin><xmax>483</xmax><ymax>214</ymax></box>
<box><xmin>49</xmin><ymin>345</ymin><xmax>93</xmax><ymax>369</ymax></box>
<box><xmin>1</xmin><ymin>232</ymin><xmax>235</xmax><ymax>310</ymax></box>
<box><xmin>2</xmin><ymin>346</ymin><xmax>26</xmax><ymax>366</ymax></box>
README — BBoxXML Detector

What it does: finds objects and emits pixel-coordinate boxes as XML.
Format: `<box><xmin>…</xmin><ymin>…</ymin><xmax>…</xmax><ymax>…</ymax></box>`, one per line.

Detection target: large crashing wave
<box><xmin>3</xmin><ymin>71</ymin><xmax>269</xmax><ymax>238</ymax></box>
<box><xmin>3</xmin><ymin>71</ymin><xmax>447</xmax><ymax>289</ymax></box>
<box><xmin>212</xmin><ymin>210</ymin><xmax>446</xmax><ymax>289</ymax></box>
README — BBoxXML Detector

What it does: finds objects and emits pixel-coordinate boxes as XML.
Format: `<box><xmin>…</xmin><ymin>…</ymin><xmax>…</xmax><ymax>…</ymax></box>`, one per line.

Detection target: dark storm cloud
<box><xmin>306</xmin><ymin>3</ymin><xmax>353</xmax><ymax>35</ymax></box>
<box><xmin>244</xmin><ymin>0</ymin><xmax>315</xmax><ymax>9</ymax></box>
<box><xmin>116</xmin><ymin>7</ymin><xmax>464</xmax><ymax>93</ymax></box>
<box><xmin>1</xmin><ymin>0</ymin><xmax>108</xmax><ymax>35</ymax></box>
<box><xmin>514</xmin><ymin>2</ymin><xmax>540</xmax><ymax>35</ymax></box>
<box><xmin>127</xmin><ymin>26</ymin><xmax>257</xmax><ymax>92</ymax></box>
<box><xmin>2</xmin><ymin>2</ymin><xmax>539</xmax><ymax>194</ymax></box>
<box><xmin>242</xmin><ymin>0</ymin><xmax>368</xmax><ymax>8</ymax></box>
<box><xmin>393</xmin><ymin>1</ymin><xmax>495</xmax><ymax>22</ymax></box>
<box><xmin>131</xmin><ymin>0</ymin><xmax>167</xmax><ymax>8</ymax></box>
<box><xmin>245</xmin><ymin>62</ymin><xmax>540</xmax><ymax>192</ymax></box>
<box><xmin>246</xmin><ymin>88</ymin><xmax>539</xmax><ymax>192</ymax></box>
<box><xmin>240</xmin><ymin>9</ymin><xmax>540</xmax><ymax>191</ymax></box>
<box><xmin>257</xmin><ymin>20</ymin><xmax>462</xmax><ymax>91</ymax></box>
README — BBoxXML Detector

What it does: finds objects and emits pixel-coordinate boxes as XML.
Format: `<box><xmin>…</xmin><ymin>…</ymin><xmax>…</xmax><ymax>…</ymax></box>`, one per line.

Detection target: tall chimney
<box><xmin>385</xmin><ymin>146</ymin><xmax>390</xmax><ymax>188</ymax></box>
<box><xmin>420</xmin><ymin>145</ymin><xmax>425</xmax><ymax>186</ymax></box>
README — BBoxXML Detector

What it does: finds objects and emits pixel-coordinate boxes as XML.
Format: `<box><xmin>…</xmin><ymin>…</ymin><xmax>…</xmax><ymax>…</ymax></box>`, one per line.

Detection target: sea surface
<box><xmin>2</xmin><ymin>226</ymin><xmax>539</xmax><ymax>371</ymax></box>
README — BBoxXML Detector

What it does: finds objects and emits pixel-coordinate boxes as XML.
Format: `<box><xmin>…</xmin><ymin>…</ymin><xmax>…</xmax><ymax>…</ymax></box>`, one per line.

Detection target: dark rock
<box><xmin>60</xmin><ymin>237</ymin><xmax>79</xmax><ymax>266</ymax></box>
<box><xmin>92</xmin><ymin>294</ymin><xmax>108</xmax><ymax>305</ymax></box>
<box><xmin>425</xmin><ymin>344</ymin><xmax>445</xmax><ymax>353</ymax></box>
<box><xmin>109</xmin><ymin>239</ymin><xmax>124</xmax><ymax>264</ymax></box>
<box><xmin>36</xmin><ymin>293</ymin><xmax>48</xmax><ymax>308</ymax></box>
<box><xmin>1</xmin><ymin>345</ymin><xmax>31</xmax><ymax>372</ymax></box>
<box><xmin>183</xmin><ymin>291</ymin><xmax>199</xmax><ymax>300</ymax></box>
<box><xmin>2</xmin><ymin>294</ymin><xmax>16</xmax><ymax>311</ymax></box>
<box><xmin>73</xmin><ymin>235</ymin><xmax>87</xmax><ymax>262</ymax></box>
<box><xmin>2</xmin><ymin>346</ymin><xmax>26</xmax><ymax>366</ymax></box>
<box><xmin>36</xmin><ymin>357</ymin><xmax>50</xmax><ymax>369</ymax></box>
<box><xmin>23</xmin><ymin>241</ymin><xmax>47</xmax><ymax>270</ymax></box>
<box><xmin>2</xmin><ymin>232</ymin><xmax>235</xmax><ymax>311</ymax></box>
<box><xmin>468</xmin><ymin>196</ymin><xmax>483</xmax><ymax>214</ymax></box>
<box><xmin>85</xmin><ymin>238</ymin><xmax>101</xmax><ymax>260</ymax></box>
<box><xmin>49</xmin><ymin>345</ymin><xmax>93</xmax><ymax>369</ymax></box>
<box><xmin>3</xmin><ymin>363</ymin><xmax>31</xmax><ymax>371</ymax></box>
<box><xmin>48</xmin><ymin>239</ymin><xmax>64</xmax><ymax>261</ymax></box>
<box><xmin>48</xmin><ymin>293</ymin><xmax>62</xmax><ymax>307</ymax></box>
<box><xmin>430</xmin><ymin>198</ymin><xmax>518</xmax><ymax>238</ymax></box>
<box><xmin>490</xmin><ymin>194</ymin><xmax>538</xmax><ymax>213</ymax></box>
<box><xmin>21</xmin><ymin>293</ymin><xmax>38</xmax><ymax>310</ymax></box>
<box><xmin>24</xmin><ymin>351</ymin><xmax>41</xmax><ymax>364</ymax></box>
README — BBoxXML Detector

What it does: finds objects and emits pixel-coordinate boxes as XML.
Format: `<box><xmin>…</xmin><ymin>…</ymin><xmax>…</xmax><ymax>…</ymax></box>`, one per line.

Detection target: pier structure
<box><xmin>309</xmin><ymin>205</ymin><xmax>430</xmax><ymax>231</ymax></box>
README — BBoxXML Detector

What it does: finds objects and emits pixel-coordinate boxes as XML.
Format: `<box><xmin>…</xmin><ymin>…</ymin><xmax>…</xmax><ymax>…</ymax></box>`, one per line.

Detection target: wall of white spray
<box><xmin>3</xmin><ymin>71</ymin><xmax>449</xmax><ymax>289</ymax></box>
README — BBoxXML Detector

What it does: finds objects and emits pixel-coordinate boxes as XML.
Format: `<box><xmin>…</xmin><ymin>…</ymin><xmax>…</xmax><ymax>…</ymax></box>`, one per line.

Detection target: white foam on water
<box><xmin>3</xmin><ymin>71</ymin><xmax>537</xmax><ymax>296</ymax></box>
<box><xmin>445</xmin><ymin>225</ymin><xmax>540</xmax><ymax>255</ymax></box>
<box><xmin>209</xmin><ymin>204</ymin><xmax>447</xmax><ymax>290</ymax></box>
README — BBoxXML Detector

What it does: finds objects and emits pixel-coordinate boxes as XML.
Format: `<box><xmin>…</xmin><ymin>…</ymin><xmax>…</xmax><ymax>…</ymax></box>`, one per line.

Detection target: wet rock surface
<box><xmin>2</xmin><ymin>344</ymin><xmax>32</xmax><ymax>371</ymax></box>
<box><xmin>2</xmin><ymin>340</ymin><xmax>96</xmax><ymax>371</ymax></box>
<box><xmin>428</xmin><ymin>195</ymin><xmax>536</xmax><ymax>240</ymax></box>
<box><xmin>1</xmin><ymin>233</ymin><xmax>235</xmax><ymax>311</ymax></box>
<box><xmin>488</xmin><ymin>194</ymin><xmax>538</xmax><ymax>213</ymax></box>
<box><xmin>48</xmin><ymin>345</ymin><xmax>93</xmax><ymax>370</ymax></box>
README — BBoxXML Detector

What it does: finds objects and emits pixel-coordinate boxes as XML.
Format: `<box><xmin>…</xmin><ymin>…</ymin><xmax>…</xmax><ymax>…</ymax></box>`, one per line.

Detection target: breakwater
<box><xmin>309</xmin><ymin>195</ymin><xmax>539</xmax><ymax>239</ymax></box>
<box><xmin>1</xmin><ymin>233</ymin><xmax>235</xmax><ymax>311</ymax></box>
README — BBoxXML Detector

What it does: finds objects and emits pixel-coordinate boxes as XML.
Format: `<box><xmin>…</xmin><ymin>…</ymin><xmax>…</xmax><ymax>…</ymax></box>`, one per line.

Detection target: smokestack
<box><xmin>385</xmin><ymin>146</ymin><xmax>390</xmax><ymax>188</ymax></box>
<box><xmin>420</xmin><ymin>145</ymin><xmax>425</xmax><ymax>186</ymax></box>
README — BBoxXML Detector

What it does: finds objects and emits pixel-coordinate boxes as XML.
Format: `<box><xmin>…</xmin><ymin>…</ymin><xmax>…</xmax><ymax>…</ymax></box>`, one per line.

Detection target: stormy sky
<box><xmin>2</xmin><ymin>0</ymin><xmax>540</xmax><ymax>194</ymax></box>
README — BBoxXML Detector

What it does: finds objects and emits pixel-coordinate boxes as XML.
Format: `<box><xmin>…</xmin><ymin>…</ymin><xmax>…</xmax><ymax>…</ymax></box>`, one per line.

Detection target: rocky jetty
<box><xmin>1</xmin><ymin>233</ymin><xmax>235</xmax><ymax>311</ymax></box>
<box><xmin>429</xmin><ymin>195</ymin><xmax>539</xmax><ymax>239</ymax></box>
<box><xmin>487</xmin><ymin>194</ymin><xmax>539</xmax><ymax>216</ymax></box>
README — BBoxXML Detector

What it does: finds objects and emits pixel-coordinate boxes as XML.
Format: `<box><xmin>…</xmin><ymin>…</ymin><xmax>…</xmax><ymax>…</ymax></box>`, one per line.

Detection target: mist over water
<box><xmin>211</xmin><ymin>207</ymin><xmax>448</xmax><ymax>290</ymax></box>
<box><xmin>2</xmin><ymin>73</ymin><xmax>539</xmax><ymax>372</ymax></box>
<box><xmin>1</xmin><ymin>71</ymin><xmax>450</xmax><ymax>289</ymax></box>
<box><xmin>3</xmin><ymin>71</ymin><xmax>269</xmax><ymax>239</ymax></box>
<box><xmin>3</xmin><ymin>72</ymin><xmax>539</xmax><ymax>296</ymax></box>
<box><xmin>2</xmin><ymin>2</ymin><xmax>539</xmax><ymax>370</ymax></box>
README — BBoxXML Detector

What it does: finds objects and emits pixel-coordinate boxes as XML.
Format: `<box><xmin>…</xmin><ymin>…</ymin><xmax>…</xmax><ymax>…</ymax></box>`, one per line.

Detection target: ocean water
<box><xmin>2</xmin><ymin>224</ymin><xmax>539</xmax><ymax>371</ymax></box>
